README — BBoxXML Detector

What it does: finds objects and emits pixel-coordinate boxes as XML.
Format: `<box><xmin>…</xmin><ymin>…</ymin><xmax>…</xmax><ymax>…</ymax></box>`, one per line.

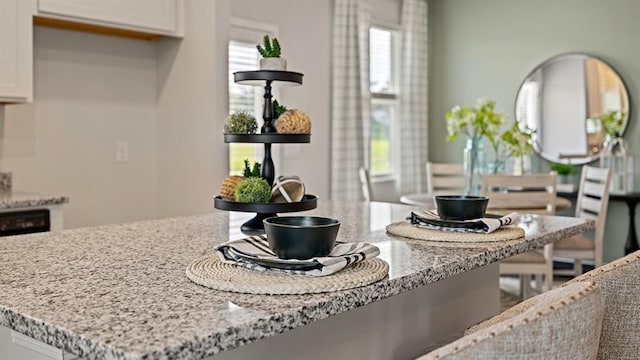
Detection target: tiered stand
<box><xmin>214</xmin><ymin>70</ymin><xmax>317</xmax><ymax>233</ymax></box>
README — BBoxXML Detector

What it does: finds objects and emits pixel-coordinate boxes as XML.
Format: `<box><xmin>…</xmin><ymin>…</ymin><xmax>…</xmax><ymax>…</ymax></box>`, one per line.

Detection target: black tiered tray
<box><xmin>214</xmin><ymin>195</ymin><xmax>318</xmax><ymax>233</ymax></box>
<box><xmin>215</xmin><ymin>69</ymin><xmax>316</xmax><ymax>234</ymax></box>
<box><xmin>223</xmin><ymin>134</ymin><xmax>310</xmax><ymax>143</ymax></box>
<box><xmin>234</xmin><ymin>70</ymin><xmax>303</xmax><ymax>86</ymax></box>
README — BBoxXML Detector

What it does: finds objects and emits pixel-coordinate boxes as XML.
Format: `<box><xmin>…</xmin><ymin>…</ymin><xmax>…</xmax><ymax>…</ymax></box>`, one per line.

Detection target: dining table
<box><xmin>400</xmin><ymin>192</ymin><xmax>573</xmax><ymax>214</ymax></box>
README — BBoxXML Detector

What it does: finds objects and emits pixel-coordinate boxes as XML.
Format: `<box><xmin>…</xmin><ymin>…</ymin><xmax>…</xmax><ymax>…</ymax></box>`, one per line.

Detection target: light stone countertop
<box><xmin>0</xmin><ymin>201</ymin><xmax>592</xmax><ymax>359</ymax></box>
<box><xmin>0</xmin><ymin>190</ymin><xmax>69</xmax><ymax>209</ymax></box>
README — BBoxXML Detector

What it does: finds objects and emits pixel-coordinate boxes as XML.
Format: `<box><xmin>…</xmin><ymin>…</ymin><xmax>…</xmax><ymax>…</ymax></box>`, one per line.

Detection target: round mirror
<box><xmin>515</xmin><ymin>53</ymin><xmax>630</xmax><ymax>164</ymax></box>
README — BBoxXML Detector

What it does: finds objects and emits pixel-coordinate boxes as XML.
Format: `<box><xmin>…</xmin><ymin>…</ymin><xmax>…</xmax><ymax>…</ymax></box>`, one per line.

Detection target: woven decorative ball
<box><xmin>220</xmin><ymin>175</ymin><xmax>245</xmax><ymax>201</ymax></box>
<box><xmin>271</xmin><ymin>176</ymin><xmax>305</xmax><ymax>203</ymax></box>
<box><xmin>276</xmin><ymin>109</ymin><xmax>311</xmax><ymax>134</ymax></box>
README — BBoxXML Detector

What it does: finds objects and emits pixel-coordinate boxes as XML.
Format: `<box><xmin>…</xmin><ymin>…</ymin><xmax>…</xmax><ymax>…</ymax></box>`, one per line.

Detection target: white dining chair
<box><xmin>554</xmin><ymin>166</ymin><xmax>612</xmax><ymax>276</ymax></box>
<box><xmin>425</xmin><ymin>162</ymin><xmax>465</xmax><ymax>195</ymax></box>
<box><xmin>358</xmin><ymin>166</ymin><xmax>373</xmax><ymax>201</ymax></box>
<box><xmin>481</xmin><ymin>172</ymin><xmax>558</xmax><ymax>299</ymax></box>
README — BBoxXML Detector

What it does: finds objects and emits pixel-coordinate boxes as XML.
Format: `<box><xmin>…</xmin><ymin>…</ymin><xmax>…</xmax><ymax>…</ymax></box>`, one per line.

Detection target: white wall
<box><xmin>1</xmin><ymin>27</ymin><xmax>158</xmax><ymax>229</ymax></box>
<box><xmin>155</xmin><ymin>0</ymin><xmax>229</xmax><ymax>219</ymax></box>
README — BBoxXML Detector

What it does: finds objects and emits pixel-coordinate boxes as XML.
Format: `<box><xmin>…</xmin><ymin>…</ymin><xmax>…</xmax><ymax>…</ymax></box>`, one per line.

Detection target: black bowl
<box><xmin>263</xmin><ymin>216</ymin><xmax>340</xmax><ymax>259</ymax></box>
<box><xmin>434</xmin><ymin>195</ymin><xmax>489</xmax><ymax>220</ymax></box>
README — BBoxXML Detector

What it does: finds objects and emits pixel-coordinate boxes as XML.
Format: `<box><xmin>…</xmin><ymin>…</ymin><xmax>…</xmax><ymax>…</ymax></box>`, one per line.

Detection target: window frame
<box><xmin>369</xmin><ymin>24</ymin><xmax>401</xmax><ymax>179</ymax></box>
<box><xmin>228</xmin><ymin>18</ymin><xmax>280</xmax><ymax>176</ymax></box>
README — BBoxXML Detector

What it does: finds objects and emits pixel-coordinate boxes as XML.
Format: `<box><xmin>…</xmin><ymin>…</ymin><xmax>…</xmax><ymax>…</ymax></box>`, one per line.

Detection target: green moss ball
<box><xmin>234</xmin><ymin>177</ymin><xmax>272</xmax><ymax>203</ymax></box>
<box><xmin>224</xmin><ymin>111</ymin><xmax>258</xmax><ymax>134</ymax></box>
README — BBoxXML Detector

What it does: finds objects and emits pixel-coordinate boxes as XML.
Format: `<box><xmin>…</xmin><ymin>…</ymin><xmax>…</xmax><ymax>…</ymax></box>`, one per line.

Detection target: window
<box><xmin>369</xmin><ymin>26</ymin><xmax>399</xmax><ymax>177</ymax></box>
<box><xmin>228</xmin><ymin>40</ymin><xmax>262</xmax><ymax>175</ymax></box>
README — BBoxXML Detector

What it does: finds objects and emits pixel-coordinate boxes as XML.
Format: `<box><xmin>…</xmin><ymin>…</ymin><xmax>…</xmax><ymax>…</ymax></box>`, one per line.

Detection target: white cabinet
<box><xmin>37</xmin><ymin>0</ymin><xmax>184</xmax><ymax>37</ymax></box>
<box><xmin>0</xmin><ymin>0</ymin><xmax>34</xmax><ymax>103</ymax></box>
<box><xmin>0</xmin><ymin>326</ymin><xmax>78</xmax><ymax>360</ymax></box>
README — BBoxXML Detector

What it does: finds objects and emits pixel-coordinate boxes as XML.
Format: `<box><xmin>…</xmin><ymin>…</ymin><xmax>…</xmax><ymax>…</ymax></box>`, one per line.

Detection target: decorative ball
<box><xmin>276</xmin><ymin>109</ymin><xmax>311</xmax><ymax>134</ymax></box>
<box><xmin>271</xmin><ymin>176</ymin><xmax>305</xmax><ymax>203</ymax></box>
<box><xmin>220</xmin><ymin>175</ymin><xmax>245</xmax><ymax>201</ymax></box>
<box><xmin>235</xmin><ymin>177</ymin><xmax>272</xmax><ymax>203</ymax></box>
<box><xmin>224</xmin><ymin>111</ymin><xmax>258</xmax><ymax>134</ymax></box>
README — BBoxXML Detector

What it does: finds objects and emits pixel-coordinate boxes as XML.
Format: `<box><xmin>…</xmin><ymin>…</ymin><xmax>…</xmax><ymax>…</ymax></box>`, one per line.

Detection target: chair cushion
<box><xmin>555</xmin><ymin>234</ymin><xmax>595</xmax><ymax>250</ymax></box>
<box><xmin>566</xmin><ymin>251</ymin><xmax>640</xmax><ymax>360</ymax></box>
<box><xmin>418</xmin><ymin>282</ymin><xmax>603</xmax><ymax>360</ymax></box>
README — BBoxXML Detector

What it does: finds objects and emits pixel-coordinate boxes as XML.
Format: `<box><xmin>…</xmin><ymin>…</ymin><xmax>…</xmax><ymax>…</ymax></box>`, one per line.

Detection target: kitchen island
<box><xmin>0</xmin><ymin>201</ymin><xmax>592</xmax><ymax>360</ymax></box>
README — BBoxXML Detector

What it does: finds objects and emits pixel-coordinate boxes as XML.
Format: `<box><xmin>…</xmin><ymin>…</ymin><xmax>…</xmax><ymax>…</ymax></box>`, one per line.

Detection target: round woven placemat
<box><xmin>386</xmin><ymin>221</ymin><xmax>525</xmax><ymax>243</ymax></box>
<box><xmin>185</xmin><ymin>255</ymin><xmax>389</xmax><ymax>295</ymax></box>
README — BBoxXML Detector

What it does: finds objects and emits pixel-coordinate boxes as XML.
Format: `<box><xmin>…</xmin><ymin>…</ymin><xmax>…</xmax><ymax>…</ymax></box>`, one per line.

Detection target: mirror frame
<box><xmin>515</xmin><ymin>52</ymin><xmax>631</xmax><ymax>165</ymax></box>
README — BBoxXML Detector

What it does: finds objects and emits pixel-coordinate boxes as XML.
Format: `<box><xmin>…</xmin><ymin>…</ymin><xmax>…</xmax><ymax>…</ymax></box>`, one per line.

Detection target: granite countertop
<box><xmin>0</xmin><ymin>191</ymin><xmax>69</xmax><ymax>209</ymax></box>
<box><xmin>0</xmin><ymin>201</ymin><xmax>592</xmax><ymax>359</ymax></box>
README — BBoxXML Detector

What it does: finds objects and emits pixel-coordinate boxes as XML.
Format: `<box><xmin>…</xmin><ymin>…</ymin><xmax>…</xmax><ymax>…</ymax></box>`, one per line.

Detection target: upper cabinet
<box><xmin>0</xmin><ymin>0</ymin><xmax>184</xmax><ymax>104</ymax></box>
<box><xmin>0</xmin><ymin>0</ymin><xmax>34</xmax><ymax>103</ymax></box>
<box><xmin>36</xmin><ymin>0</ymin><xmax>184</xmax><ymax>38</ymax></box>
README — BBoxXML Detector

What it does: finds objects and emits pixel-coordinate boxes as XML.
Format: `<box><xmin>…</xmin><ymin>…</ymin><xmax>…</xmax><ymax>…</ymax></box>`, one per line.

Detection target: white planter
<box><xmin>260</xmin><ymin>58</ymin><xmax>287</xmax><ymax>71</ymax></box>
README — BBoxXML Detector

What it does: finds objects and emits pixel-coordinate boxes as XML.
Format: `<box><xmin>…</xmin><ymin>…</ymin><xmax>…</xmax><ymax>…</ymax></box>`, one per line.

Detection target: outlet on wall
<box><xmin>116</xmin><ymin>142</ymin><xmax>129</xmax><ymax>163</ymax></box>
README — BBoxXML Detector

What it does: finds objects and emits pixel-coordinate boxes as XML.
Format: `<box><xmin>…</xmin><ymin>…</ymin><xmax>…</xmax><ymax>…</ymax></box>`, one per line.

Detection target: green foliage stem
<box><xmin>273</xmin><ymin>99</ymin><xmax>288</xmax><ymax>118</ymax></box>
<box><xmin>550</xmin><ymin>162</ymin><xmax>576</xmax><ymax>176</ymax></box>
<box><xmin>242</xmin><ymin>159</ymin><xmax>261</xmax><ymax>177</ymax></box>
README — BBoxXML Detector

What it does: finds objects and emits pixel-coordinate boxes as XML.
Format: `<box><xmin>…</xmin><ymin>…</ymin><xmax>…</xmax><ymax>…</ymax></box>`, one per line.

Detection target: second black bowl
<box><xmin>434</xmin><ymin>195</ymin><xmax>489</xmax><ymax>220</ymax></box>
<box><xmin>263</xmin><ymin>216</ymin><xmax>340</xmax><ymax>259</ymax></box>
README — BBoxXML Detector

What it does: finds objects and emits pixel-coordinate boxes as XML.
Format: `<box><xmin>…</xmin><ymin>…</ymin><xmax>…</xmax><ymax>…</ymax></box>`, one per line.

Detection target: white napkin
<box><xmin>409</xmin><ymin>210</ymin><xmax>520</xmax><ymax>234</ymax></box>
<box><xmin>215</xmin><ymin>235</ymin><xmax>380</xmax><ymax>277</ymax></box>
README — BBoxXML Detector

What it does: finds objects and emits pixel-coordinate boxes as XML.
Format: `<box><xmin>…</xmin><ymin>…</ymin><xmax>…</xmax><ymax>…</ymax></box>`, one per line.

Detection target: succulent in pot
<box><xmin>256</xmin><ymin>35</ymin><xmax>286</xmax><ymax>71</ymax></box>
<box><xmin>224</xmin><ymin>111</ymin><xmax>258</xmax><ymax>134</ymax></box>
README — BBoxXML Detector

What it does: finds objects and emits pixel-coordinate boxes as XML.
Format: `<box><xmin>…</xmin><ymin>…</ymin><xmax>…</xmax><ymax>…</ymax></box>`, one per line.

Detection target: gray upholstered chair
<box><xmin>565</xmin><ymin>250</ymin><xmax>640</xmax><ymax>360</ymax></box>
<box><xmin>417</xmin><ymin>281</ymin><xmax>603</xmax><ymax>360</ymax></box>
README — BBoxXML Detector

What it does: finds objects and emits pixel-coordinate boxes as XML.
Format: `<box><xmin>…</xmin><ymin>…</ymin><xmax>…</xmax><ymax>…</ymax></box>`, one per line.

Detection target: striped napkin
<box><xmin>409</xmin><ymin>210</ymin><xmax>520</xmax><ymax>234</ymax></box>
<box><xmin>215</xmin><ymin>235</ymin><xmax>380</xmax><ymax>277</ymax></box>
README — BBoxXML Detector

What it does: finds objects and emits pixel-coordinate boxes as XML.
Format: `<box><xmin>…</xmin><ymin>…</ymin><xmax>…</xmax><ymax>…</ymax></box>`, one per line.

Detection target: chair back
<box><xmin>358</xmin><ymin>166</ymin><xmax>373</xmax><ymax>201</ymax></box>
<box><xmin>575</xmin><ymin>166</ymin><xmax>612</xmax><ymax>267</ymax></box>
<box><xmin>566</xmin><ymin>251</ymin><xmax>640</xmax><ymax>360</ymax></box>
<box><xmin>419</xmin><ymin>281</ymin><xmax>603</xmax><ymax>360</ymax></box>
<box><xmin>426</xmin><ymin>162</ymin><xmax>465</xmax><ymax>195</ymax></box>
<box><xmin>481</xmin><ymin>173</ymin><xmax>558</xmax><ymax>215</ymax></box>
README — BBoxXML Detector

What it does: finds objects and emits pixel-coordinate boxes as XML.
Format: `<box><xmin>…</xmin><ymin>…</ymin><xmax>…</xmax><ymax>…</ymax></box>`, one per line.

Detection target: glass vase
<box><xmin>463</xmin><ymin>137</ymin><xmax>486</xmax><ymax>196</ymax></box>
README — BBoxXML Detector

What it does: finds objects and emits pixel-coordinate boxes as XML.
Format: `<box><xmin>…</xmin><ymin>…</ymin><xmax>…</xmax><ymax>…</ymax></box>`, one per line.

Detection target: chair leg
<box><xmin>573</xmin><ymin>259</ymin><xmax>582</xmax><ymax>277</ymax></box>
<box><xmin>521</xmin><ymin>274</ymin><xmax>532</xmax><ymax>299</ymax></box>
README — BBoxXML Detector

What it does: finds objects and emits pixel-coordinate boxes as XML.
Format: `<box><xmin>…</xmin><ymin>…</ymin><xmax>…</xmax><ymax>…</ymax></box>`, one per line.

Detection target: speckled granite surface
<box><xmin>0</xmin><ymin>191</ymin><xmax>69</xmax><ymax>209</ymax></box>
<box><xmin>0</xmin><ymin>201</ymin><xmax>592</xmax><ymax>359</ymax></box>
<box><xmin>0</xmin><ymin>172</ymin><xmax>12</xmax><ymax>192</ymax></box>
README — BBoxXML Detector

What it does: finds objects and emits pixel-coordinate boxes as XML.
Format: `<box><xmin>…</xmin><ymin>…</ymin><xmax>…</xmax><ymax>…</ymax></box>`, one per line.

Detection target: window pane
<box><xmin>228</xmin><ymin>41</ymin><xmax>261</xmax><ymax>175</ymax></box>
<box><xmin>370</xmin><ymin>28</ymin><xmax>393</xmax><ymax>93</ymax></box>
<box><xmin>371</xmin><ymin>102</ymin><xmax>394</xmax><ymax>176</ymax></box>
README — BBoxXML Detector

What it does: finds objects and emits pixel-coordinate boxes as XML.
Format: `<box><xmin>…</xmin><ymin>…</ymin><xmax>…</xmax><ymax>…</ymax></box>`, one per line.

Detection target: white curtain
<box><xmin>396</xmin><ymin>0</ymin><xmax>429</xmax><ymax>195</ymax></box>
<box><xmin>331</xmin><ymin>0</ymin><xmax>371</xmax><ymax>200</ymax></box>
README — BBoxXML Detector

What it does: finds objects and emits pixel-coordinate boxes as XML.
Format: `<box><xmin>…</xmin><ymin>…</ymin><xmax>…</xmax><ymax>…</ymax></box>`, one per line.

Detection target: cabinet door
<box><xmin>38</xmin><ymin>0</ymin><xmax>180</xmax><ymax>35</ymax></box>
<box><xmin>0</xmin><ymin>0</ymin><xmax>33</xmax><ymax>103</ymax></box>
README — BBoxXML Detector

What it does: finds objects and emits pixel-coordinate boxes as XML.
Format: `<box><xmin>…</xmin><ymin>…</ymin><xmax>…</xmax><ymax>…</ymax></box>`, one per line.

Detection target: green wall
<box><xmin>428</xmin><ymin>0</ymin><xmax>640</xmax><ymax>262</ymax></box>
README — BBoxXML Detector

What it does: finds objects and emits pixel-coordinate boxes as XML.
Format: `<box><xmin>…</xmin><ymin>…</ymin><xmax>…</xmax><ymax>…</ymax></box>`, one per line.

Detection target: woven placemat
<box><xmin>186</xmin><ymin>255</ymin><xmax>389</xmax><ymax>295</ymax></box>
<box><xmin>386</xmin><ymin>221</ymin><xmax>525</xmax><ymax>243</ymax></box>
